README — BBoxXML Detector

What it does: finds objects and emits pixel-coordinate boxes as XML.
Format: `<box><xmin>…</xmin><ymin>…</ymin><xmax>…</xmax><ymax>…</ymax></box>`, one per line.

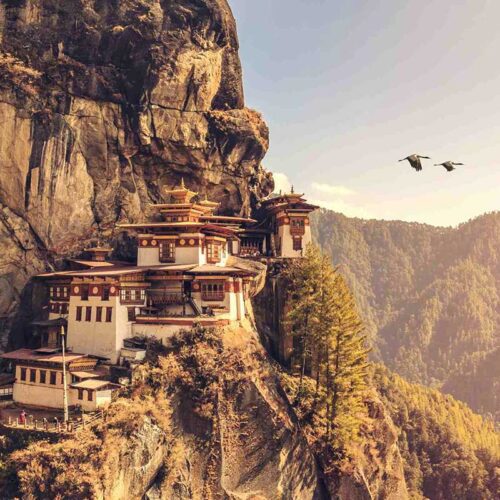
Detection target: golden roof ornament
<box><xmin>199</xmin><ymin>192</ymin><xmax>220</xmax><ymax>208</ymax></box>
<box><xmin>163</xmin><ymin>177</ymin><xmax>198</xmax><ymax>204</ymax></box>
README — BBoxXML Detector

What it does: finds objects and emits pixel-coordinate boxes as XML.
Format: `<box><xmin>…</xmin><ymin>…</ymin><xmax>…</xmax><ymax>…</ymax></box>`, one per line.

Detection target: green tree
<box><xmin>285</xmin><ymin>245</ymin><xmax>370</xmax><ymax>452</ymax></box>
<box><xmin>325</xmin><ymin>272</ymin><xmax>370</xmax><ymax>447</ymax></box>
<box><xmin>285</xmin><ymin>245</ymin><xmax>323</xmax><ymax>399</ymax></box>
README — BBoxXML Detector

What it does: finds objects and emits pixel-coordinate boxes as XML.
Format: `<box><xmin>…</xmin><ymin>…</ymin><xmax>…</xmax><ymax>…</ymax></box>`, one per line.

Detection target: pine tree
<box><xmin>285</xmin><ymin>245</ymin><xmax>323</xmax><ymax>400</ymax></box>
<box><xmin>285</xmin><ymin>244</ymin><xmax>370</xmax><ymax>452</ymax></box>
<box><xmin>324</xmin><ymin>271</ymin><xmax>370</xmax><ymax>448</ymax></box>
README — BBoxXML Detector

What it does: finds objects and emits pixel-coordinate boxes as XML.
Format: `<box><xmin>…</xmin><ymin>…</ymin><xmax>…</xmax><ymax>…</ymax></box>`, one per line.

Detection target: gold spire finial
<box><xmin>180</xmin><ymin>177</ymin><xmax>186</xmax><ymax>189</ymax></box>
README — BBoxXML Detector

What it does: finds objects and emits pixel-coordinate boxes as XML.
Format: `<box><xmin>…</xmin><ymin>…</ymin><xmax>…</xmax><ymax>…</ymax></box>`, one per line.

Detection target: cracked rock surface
<box><xmin>0</xmin><ymin>0</ymin><xmax>273</xmax><ymax>345</ymax></box>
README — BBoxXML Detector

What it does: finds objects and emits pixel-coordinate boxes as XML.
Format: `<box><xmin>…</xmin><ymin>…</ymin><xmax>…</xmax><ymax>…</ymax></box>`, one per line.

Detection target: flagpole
<box><xmin>60</xmin><ymin>325</ymin><xmax>69</xmax><ymax>423</ymax></box>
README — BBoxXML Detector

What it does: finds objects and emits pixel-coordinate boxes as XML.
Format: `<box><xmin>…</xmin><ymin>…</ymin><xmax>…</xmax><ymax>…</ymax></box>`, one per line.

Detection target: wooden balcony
<box><xmin>201</xmin><ymin>291</ymin><xmax>225</xmax><ymax>302</ymax></box>
<box><xmin>134</xmin><ymin>315</ymin><xmax>230</xmax><ymax>327</ymax></box>
<box><xmin>146</xmin><ymin>289</ymin><xmax>185</xmax><ymax>305</ymax></box>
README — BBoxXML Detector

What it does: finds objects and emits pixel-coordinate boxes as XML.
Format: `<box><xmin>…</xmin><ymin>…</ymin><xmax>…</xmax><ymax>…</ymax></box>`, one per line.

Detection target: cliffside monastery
<box><xmin>1</xmin><ymin>182</ymin><xmax>318</xmax><ymax>412</ymax></box>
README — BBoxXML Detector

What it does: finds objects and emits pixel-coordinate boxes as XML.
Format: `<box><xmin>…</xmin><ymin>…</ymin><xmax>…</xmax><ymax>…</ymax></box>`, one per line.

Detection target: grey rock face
<box><xmin>0</xmin><ymin>0</ymin><xmax>273</xmax><ymax>343</ymax></box>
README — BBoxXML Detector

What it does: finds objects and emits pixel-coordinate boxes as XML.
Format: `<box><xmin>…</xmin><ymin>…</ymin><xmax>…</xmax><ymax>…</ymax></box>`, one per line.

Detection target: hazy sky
<box><xmin>230</xmin><ymin>0</ymin><xmax>499</xmax><ymax>226</ymax></box>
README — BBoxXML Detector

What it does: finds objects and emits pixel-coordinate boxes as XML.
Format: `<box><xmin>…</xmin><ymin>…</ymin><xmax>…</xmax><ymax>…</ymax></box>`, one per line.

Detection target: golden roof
<box><xmin>199</xmin><ymin>194</ymin><xmax>220</xmax><ymax>209</ymax></box>
<box><xmin>163</xmin><ymin>178</ymin><xmax>198</xmax><ymax>204</ymax></box>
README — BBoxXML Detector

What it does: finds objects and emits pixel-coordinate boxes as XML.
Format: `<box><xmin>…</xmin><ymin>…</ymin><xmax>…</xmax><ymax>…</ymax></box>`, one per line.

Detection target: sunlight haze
<box><xmin>231</xmin><ymin>0</ymin><xmax>500</xmax><ymax>226</ymax></box>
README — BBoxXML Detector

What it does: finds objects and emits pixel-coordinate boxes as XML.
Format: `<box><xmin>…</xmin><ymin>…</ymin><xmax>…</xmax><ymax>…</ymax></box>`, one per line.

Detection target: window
<box><xmin>207</xmin><ymin>242</ymin><xmax>221</xmax><ymax>263</ymax></box>
<box><xmin>120</xmin><ymin>289</ymin><xmax>145</xmax><ymax>304</ymax></box>
<box><xmin>50</xmin><ymin>371</ymin><xmax>57</xmax><ymax>385</ymax></box>
<box><xmin>30</xmin><ymin>369</ymin><xmax>36</xmax><ymax>383</ymax></box>
<box><xmin>127</xmin><ymin>307</ymin><xmax>136</xmax><ymax>322</ymax></box>
<box><xmin>201</xmin><ymin>282</ymin><xmax>225</xmax><ymax>301</ymax></box>
<box><xmin>40</xmin><ymin>370</ymin><xmax>46</xmax><ymax>384</ymax></box>
<box><xmin>88</xmin><ymin>390</ymin><xmax>93</xmax><ymax>401</ymax></box>
<box><xmin>78</xmin><ymin>389</ymin><xmax>83</xmax><ymax>400</ymax></box>
<box><xmin>159</xmin><ymin>241</ymin><xmax>176</xmax><ymax>263</ymax></box>
<box><xmin>102</xmin><ymin>286</ymin><xmax>110</xmax><ymax>301</ymax></box>
<box><xmin>290</xmin><ymin>218</ymin><xmax>306</xmax><ymax>235</ymax></box>
<box><xmin>76</xmin><ymin>306</ymin><xmax>82</xmax><ymax>321</ymax></box>
<box><xmin>61</xmin><ymin>303</ymin><xmax>68</xmax><ymax>315</ymax></box>
<box><xmin>85</xmin><ymin>306</ymin><xmax>92</xmax><ymax>322</ymax></box>
<box><xmin>62</xmin><ymin>286</ymin><xmax>69</xmax><ymax>298</ymax></box>
<box><xmin>20</xmin><ymin>367</ymin><xmax>27</xmax><ymax>381</ymax></box>
<box><xmin>106</xmin><ymin>307</ymin><xmax>113</xmax><ymax>322</ymax></box>
<box><xmin>293</xmin><ymin>237</ymin><xmax>302</xmax><ymax>251</ymax></box>
<box><xmin>81</xmin><ymin>285</ymin><xmax>89</xmax><ymax>301</ymax></box>
<box><xmin>96</xmin><ymin>306</ymin><xmax>103</xmax><ymax>322</ymax></box>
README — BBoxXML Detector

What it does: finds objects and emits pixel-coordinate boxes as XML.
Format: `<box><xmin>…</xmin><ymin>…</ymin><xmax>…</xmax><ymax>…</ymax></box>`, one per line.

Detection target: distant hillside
<box><xmin>374</xmin><ymin>365</ymin><xmax>499</xmax><ymax>500</ymax></box>
<box><xmin>312</xmin><ymin>210</ymin><xmax>500</xmax><ymax>418</ymax></box>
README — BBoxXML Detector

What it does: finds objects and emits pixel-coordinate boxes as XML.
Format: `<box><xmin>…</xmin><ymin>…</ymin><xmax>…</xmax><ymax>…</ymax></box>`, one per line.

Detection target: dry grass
<box><xmin>0</xmin><ymin>52</ymin><xmax>41</xmax><ymax>96</ymax></box>
<box><xmin>6</xmin><ymin>326</ymin><xmax>287</xmax><ymax>498</ymax></box>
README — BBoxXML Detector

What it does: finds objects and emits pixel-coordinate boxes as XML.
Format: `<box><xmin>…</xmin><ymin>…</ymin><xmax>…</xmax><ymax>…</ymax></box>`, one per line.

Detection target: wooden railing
<box><xmin>146</xmin><ymin>290</ymin><xmax>185</xmax><ymax>305</ymax></box>
<box><xmin>4</xmin><ymin>409</ymin><xmax>105</xmax><ymax>434</ymax></box>
<box><xmin>201</xmin><ymin>291</ymin><xmax>225</xmax><ymax>301</ymax></box>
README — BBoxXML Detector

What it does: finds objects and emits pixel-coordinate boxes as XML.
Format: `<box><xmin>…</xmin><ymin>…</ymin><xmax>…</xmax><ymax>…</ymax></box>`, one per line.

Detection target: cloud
<box><xmin>270</xmin><ymin>173</ymin><xmax>372</xmax><ymax>219</ymax></box>
<box><xmin>272</xmin><ymin>172</ymin><xmax>292</xmax><ymax>194</ymax></box>
<box><xmin>311</xmin><ymin>182</ymin><xmax>356</xmax><ymax>196</ymax></box>
<box><xmin>310</xmin><ymin>198</ymin><xmax>373</xmax><ymax>219</ymax></box>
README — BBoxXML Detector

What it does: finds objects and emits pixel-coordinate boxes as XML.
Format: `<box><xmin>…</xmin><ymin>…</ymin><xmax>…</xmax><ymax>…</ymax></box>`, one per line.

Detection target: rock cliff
<box><xmin>0</xmin><ymin>3</ymin><xmax>412</xmax><ymax>498</ymax></box>
<box><xmin>0</xmin><ymin>0</ymin><xmax>272</xmax><ymax>344</ymax></box>
<box><xmin>7</xmin><ymin>326</ymin><xmax>327</xmax><ymax>499</ymax></box>
<box><xmin>3</xmin><ymin>325</ymin><xmax>409</xmax><ymax>499</ymax></box>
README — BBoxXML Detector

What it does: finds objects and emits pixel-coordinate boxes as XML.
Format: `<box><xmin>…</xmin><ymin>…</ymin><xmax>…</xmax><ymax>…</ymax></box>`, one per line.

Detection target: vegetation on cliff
<box><xmin>374</xmin><ymin>364</ymin><xmax>500</xmax><ymax>499</ymax></box>
<box><xmin>1</xmin><ymin>327</ymin><xmax>324</xmax><ymax>499</ymax></box>
<box><xmin>312</xmin><ymin>209</ymin><xmax>500</xmax><ymax>418</ymax></box>
<box><xmin>284</xmin><ymin>245</ymin><xmax>370</xmax><ymax>457</ymax></box>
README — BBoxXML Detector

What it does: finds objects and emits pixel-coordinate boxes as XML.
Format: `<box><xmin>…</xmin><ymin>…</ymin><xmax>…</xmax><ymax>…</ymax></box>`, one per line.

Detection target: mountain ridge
<box><xmin>312</xmin><ymin>209</ymin><xmax>500</xmax><ymax>418</ymax></box>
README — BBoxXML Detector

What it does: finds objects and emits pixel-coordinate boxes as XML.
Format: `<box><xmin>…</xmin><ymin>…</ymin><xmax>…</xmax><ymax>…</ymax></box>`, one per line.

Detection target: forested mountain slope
<box><xmin>374</xmin><ymin>365</ymin><xmax>499</xmax><ymax>500</ymax></box>
<box><xmin>312</xmin><ymin>210</ymin><xmax>500</xmax><ymax>418</ymax></box>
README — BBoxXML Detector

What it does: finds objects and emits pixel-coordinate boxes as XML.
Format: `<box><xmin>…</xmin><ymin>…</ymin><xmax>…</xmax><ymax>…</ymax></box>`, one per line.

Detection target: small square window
<box><xmin>293</xmin><ymin>237</ymin><xmax>302</xmax><ymax>251</ymax></box>
<box><xmin>159</xmin><ymin>242</ymin><xmax>176</xmax><ymax>263</ymax></box>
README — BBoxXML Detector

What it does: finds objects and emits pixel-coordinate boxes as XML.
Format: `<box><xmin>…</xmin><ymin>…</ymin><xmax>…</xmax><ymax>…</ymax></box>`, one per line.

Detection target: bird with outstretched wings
<box><xmin>399</xmin><ymin>154</ymin><xmax>431</xmax><ymax>171</ymax></box>
<box><xmin>434</xmin><ymin>161</ymin><xmax>463</xmax><ymax>172</ymax></box>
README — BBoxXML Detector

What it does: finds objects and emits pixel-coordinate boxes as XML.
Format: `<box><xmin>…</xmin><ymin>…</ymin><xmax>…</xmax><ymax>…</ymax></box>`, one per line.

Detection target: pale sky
<box><xmin>230</xmin><ymin>0</ymin><xmax>500</xmax><ymax>226</ymax></box>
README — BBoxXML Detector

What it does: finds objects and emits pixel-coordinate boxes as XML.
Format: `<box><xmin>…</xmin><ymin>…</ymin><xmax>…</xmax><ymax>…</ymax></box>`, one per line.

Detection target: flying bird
<box><xmin>399</xmin><ymin>154</ymin><xmax>431</xmax><ymax>172</ymax></box>
<box><xmin>434</xmin><ymin>161</ymin><xmax>463</xmax><ymax>172</ymax></box>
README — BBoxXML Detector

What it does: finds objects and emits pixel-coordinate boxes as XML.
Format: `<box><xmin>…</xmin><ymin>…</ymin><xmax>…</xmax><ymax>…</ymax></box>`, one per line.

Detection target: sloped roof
<box><xmin>70</xmin><ymin>379</ymin><xmax>120</xmax><ymax>390</ymax></box>
<box><xmin>0</xmin><ymin>348</ymin><xmax>89</xmax><ymax>365</ymax></box>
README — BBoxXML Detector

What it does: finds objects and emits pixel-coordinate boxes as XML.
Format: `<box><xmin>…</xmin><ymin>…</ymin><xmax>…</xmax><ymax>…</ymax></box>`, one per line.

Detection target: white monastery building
<box><xmin>1</xmin><ymin>182</ymin><xmax>318</xmax><ymax>410</ymax></box>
